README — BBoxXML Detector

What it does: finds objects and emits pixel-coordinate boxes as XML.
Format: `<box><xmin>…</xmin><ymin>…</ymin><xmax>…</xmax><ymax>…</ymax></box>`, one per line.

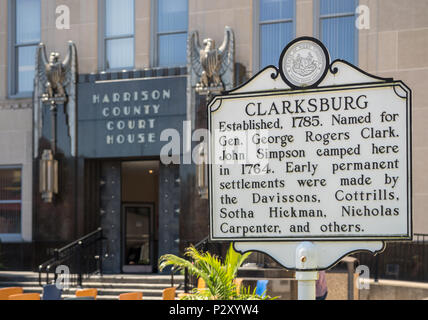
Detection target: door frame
<box><xmin>121</xmin><ymin>202</ymin><xmax>155</xmax><ymax>273</ymax></box>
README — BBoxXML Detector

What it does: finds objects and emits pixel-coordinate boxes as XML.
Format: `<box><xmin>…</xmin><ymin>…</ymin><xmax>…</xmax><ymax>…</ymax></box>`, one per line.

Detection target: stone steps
<box><xmin>0</xmin><ymin>271</ymin><xmax>185</xmax><ymax>300</ymax></box>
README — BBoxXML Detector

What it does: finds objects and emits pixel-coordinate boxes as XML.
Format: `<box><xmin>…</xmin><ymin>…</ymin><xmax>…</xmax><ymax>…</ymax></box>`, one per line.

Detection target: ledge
<box><xmin>78</xmin><ymin>66</ymin><xmax>188</xmax><ymax>84</ymax></box>
<box><xmin>0</xmin><ymin>234</ymin><xmax>25</xmax><ymax>243</ymax></box>
<box><xmin>0</xmin><ymin>100</ymin><xmax>32</xmax><ymax>110</ymax></box>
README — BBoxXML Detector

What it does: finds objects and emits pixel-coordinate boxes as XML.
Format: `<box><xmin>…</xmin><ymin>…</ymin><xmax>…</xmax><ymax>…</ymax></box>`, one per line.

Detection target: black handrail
<box><xmin>178</xmin><ymin>237</ymin><xmax>208</xmax><ymax>293</ymax></box>
<box><xmin>180</xmin><ymin>236</ymin><xmax>226</xmax><ymax>293</ymax></box>
<box><xmin>186</xmin><ymin>237</ymin><xmax>209</xmax><ymax>293</ymax></box>
<box><xmin>168</xmin><ymin>237</ymin><xmax>210</xmax><ymax>293</ymax></box>
<box><xmin>194</xmin><ymin>236</ymin><xmax>210</xmax><ymax>251</ymax></box>
<box><xmin>38</xmin><ymin>228</ymin><xmax>104</xmax><ymax>287</ymax></box>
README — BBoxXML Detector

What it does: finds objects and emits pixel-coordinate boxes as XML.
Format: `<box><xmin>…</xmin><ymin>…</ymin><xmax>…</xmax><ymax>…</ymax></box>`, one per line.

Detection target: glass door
<box><xmin>122</xmin><ymin>204</ymin><xmax>154</xmax><ymax>273</ymax></box>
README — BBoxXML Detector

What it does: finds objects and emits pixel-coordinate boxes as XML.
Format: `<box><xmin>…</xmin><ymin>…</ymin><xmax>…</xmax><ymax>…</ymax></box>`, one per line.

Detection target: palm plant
<box><xmin>159</xmin><ymin>243</ymin><xmax>274</xmax><ymax>300</ymax></box>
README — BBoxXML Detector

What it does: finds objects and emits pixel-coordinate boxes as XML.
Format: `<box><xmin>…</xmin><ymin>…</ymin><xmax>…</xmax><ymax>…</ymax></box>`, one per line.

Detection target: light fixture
<box><xmin>39</xmin><ymin>149</ymin><xmax>58</xmax><ymax>203</ymax></box>
<box><xmin>197</xmin><ymin>143</ymin><xmax>208</xmax><ymax>199</ymax></box>
<box><xmin>149</xmin><ymin>170</ymin><xmax>154</xmax><ymax>174</ymax></box>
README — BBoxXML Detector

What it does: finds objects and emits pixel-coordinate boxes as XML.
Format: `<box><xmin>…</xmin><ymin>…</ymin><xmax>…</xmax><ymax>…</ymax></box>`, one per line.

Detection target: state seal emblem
<box><xmin>279</xmin><ymin>37</ymin><xmax>329</xmax><ymax>89</ymax></box>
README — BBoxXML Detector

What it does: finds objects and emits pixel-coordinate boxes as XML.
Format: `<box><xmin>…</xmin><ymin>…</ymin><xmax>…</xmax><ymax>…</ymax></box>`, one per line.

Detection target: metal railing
<box><xmin>38</xmin><ymin>228</ymin><xmax>104</xmax><ymax>287</ymax></box>
<box><xmin>355</xmin><ymin>233</ymin><xmax>428</xmax><ymax>283</ymax></box>
<box><xmin>173</xmin><ymin>234</ymin><xmax>428</xmax><ymax>290</ymax></box>
<box><xmin>179</xmin><ymin>237</ymin><xmax>226</xmax><ymax>293</ymax></box>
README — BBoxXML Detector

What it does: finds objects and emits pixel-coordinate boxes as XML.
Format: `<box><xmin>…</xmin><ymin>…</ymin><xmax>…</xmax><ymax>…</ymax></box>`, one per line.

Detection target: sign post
<box><xmin>207</xmin><ymin>37</ymin><xmax>412</xmax><ymax>300</ymax></box>
<box><xmin>295</xmin><ymin>242</ymin><xmax>318</xmax><ymax>300</ymax></box>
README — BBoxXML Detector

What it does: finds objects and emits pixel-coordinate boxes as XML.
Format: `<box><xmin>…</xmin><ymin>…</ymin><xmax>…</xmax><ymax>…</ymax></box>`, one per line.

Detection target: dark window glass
<box><xmin>157</xmin><ymin>0</ymin><xmax>188</xmax><ymax>67</ymax></box>
<box><xmin>259</xmin><ymin>0</ymin><xmax>294</xmax><ymax>69</ymax></box>
<box><xmin>260</xmin><ymin>0</ymin><xmax>294</xmax><ymax>21</ymax></box>
<box><xmin>13</xmin><ymin>0</ymin><xmax>40</xmax><ymax>94</ymax></box>
<box><xmin>0</xmin><ymin>169</ymin><xmax>22</xmax><ymax>234</ymax></box>
<box><xmin>320</xmin><ymin>0</ymin><xmax>356</xmax><ymax>15</ymax></box>
<box><xmin>319</xmin><ymin>0</ymin><xmax>357</xmax><ymax>64</ymax></box>
<box><xmin>104</xmin><ymin>0</ymin><xmax>135</xmax><ymax>70</ymax></box>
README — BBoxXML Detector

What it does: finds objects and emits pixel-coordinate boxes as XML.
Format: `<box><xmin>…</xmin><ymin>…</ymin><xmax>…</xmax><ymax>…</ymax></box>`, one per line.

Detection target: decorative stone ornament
<box><xmin>188</xmin><ymin>26</ymin><xmax>235</xmax><ymax>96</ymax></box>
<box><xmin>34</xmin><ymin>41</ymin><xmax>78</xmax><ymax>158</ymax></box>
<box><xmin>279</xmin><ymin>37</ymin><xmax>330</xmax><ymax>89</ymax></box>
<box><xmin>208</xmin><ymin>36</ymin><xmax>412</xmax><ymax>271</ymax></box>
<box><xmin>187</xmin><ymin>27</ymin><xmax>235</xmax><ymax>199</ymax></box>
<box><xmin>34</xmin><ymin>41</ymin><xmax>78</xmax><ymax>203</ymax></box>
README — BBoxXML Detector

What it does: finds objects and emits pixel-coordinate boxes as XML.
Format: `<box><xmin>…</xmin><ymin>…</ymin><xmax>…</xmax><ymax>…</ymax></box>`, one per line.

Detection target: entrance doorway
<box><xmin>123</xmin><ymin>204</ymin><xmax>154</xmax><ymax>273</ymax></box>
<box><xmin>121</xmin><ymin>161</ymin><xmax>159</xmax><ymax>273</ymax></box>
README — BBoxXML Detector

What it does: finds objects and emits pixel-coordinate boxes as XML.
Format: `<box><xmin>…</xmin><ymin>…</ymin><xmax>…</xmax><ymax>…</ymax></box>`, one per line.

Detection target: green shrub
<box><xmin>159</xmin><ymin>244</ymin><xmax>276</xmax><ymax>300</ymax></box>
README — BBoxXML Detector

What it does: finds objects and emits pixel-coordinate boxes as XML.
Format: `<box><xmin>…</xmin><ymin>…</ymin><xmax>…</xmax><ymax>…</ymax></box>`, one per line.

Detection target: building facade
<box><xmin>0</xmin><ymin>0</ymin><xmax>427</xmax><ymax>274</ymax></box>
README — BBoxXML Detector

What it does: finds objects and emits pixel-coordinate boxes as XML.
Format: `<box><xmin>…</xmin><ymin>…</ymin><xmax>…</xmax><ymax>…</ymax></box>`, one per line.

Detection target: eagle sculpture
<box><xmin>34</xmin><ymin>41</ymin><xmax>78</xmax><ymax>157</ymax></box>
<box><xmin>188</xmin><ymin>26</ymin><xmax>235</xmax><ymax>93</ymax></box>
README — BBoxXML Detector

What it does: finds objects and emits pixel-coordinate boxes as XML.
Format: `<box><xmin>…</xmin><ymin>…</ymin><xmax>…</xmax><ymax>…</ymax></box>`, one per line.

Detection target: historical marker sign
<box><xmin>208</xmin><ymin>38</ymin><xmax>412</xmax><ymax>245</ymax></box>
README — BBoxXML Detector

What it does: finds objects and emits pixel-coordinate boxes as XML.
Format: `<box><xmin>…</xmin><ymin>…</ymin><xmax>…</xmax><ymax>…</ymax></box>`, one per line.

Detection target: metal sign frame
<box><xmin>206</xmin><ymin>37</ymin><xmax>413</xmax><ymax>279</ymax></box>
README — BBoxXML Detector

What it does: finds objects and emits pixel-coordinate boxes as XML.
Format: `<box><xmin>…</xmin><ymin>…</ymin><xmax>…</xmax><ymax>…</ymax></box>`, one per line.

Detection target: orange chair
<box><xmin>9</xmin><ymin>293</ymin><xmax>41</xmax><ymax>300</ymax></box>
<box><xmin>197</xmin><ymin>278</ymin><xmax>206</xmax><ymax>289</ymax></box>
<box><xmin>197</xmin><ymin>278</ymin><xmax>208</xmax><ymax>293</ymax></box>
<box><xmin>233</xmin><ymin>278</ymin><xmax>243</xmax><ymax>294</ymax></box>
<box><xmin>119</xmin><ymin>292</ymin><xmax>143</xmax><ymax>300</ymax></box>
<box><xmin>162</xmin><ymin>287</ymin><xmax>176</xmax><ymax>300</ymax></box>
<box><xmin>0</xmin><ymin>287</ymin><xmax>23</xmax><ymax>300</ymax></box>
<box><xmin>75</xmin><ymin>288</ymin><xmax>97</xmax><ymax>299</ymax></box>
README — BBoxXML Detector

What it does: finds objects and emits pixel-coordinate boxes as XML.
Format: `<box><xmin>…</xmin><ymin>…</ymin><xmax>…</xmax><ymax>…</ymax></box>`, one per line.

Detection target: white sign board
<box><xmin>208</xmin><ymin>38</ymin><xmax>412</xmax><ymax>249</ymax></box>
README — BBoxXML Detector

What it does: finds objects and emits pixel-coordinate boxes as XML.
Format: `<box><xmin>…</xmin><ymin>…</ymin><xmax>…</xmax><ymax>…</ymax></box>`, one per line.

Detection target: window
<box><xmin>99</xmin><ymin>0</ymin><xmax>135</xmax><ymax>70</ymax></box>
<box><xmin>0</xmin><ymin>167</ymin><xmax>22</xmax><ymax>235</ymax></box>
<box><xmin>152</xmin><ymin>0</ymin><xmax>188</xmax><ymax>67</ymax></box>
<box><xmin>255</xmin><ymin>0</ymin><xmax>295</xmax><ymax>71</ymax></box>
<box><xmin>8</xmin><ymin>0</ymin><xmax>41</xmax><ymax>97</ymax></box>
<box><xmin>315</xmin><ymin>0</ymin><xmax>358</xmax><ymax>64</ymax></box>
